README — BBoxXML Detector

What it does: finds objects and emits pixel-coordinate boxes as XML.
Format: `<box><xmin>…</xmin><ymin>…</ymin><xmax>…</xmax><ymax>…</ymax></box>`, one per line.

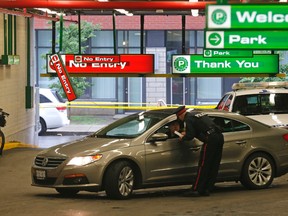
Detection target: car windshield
<box><xmin>232</xmin><ymin>93</ymin><xmax>288</xmax><ymax>115</ymax></box>
<box><xmin>93</xmin><ymin>111</ymin><xmax>169</xmax><ymax>139</ymax></box>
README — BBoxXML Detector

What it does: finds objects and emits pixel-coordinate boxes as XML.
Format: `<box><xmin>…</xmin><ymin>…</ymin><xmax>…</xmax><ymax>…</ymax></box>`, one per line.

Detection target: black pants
<box><xmin>193</xmin><ymin>132</ymin><xmax>224</xmax><ymax>193</ymax></box>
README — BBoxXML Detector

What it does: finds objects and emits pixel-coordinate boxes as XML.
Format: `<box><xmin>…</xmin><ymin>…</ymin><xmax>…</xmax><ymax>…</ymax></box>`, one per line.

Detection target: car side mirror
<box><xmin>148</xmin><ymin>133</ymin><xmax>168</xmax><ymax>142</ymax></box>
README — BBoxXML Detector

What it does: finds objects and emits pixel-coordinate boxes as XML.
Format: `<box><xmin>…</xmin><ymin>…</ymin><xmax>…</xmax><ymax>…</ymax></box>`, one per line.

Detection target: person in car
<box><xmin>167</xmin><ymin>120</ymin><xmax>182</xmax><ymax>138</ymax></box>
<box><xmin>175</xmin><ymin>106</ymin><xmax>224</xmax><ymax>197</ymax></box>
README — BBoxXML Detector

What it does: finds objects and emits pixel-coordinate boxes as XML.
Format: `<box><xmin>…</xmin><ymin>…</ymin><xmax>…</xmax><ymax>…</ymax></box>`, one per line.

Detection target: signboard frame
<box><xmin>205</xmin><ymin>30</ymin><xmax>288</xmax><ymax>50</ymax></box>
<box><xmin>207</xmin><ymin>4</ymin><xmax>288</xmax><ymax>29</ymax></box>
<box><xmin>46</xmin><ymin>54</ymin><xmax>155</xmax><ymax>74</ymax></box>
<box><xmin>172</xmin><ymin>54</ymin><xmax>279</xmax><ymax>75</ymax></box>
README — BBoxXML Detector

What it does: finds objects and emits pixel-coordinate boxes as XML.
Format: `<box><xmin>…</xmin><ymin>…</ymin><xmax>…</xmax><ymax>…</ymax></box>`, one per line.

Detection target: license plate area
<box><xmin>35</xmin><ymin>169</ymin><xmax>46</xmax><ymax>180</ymax></box>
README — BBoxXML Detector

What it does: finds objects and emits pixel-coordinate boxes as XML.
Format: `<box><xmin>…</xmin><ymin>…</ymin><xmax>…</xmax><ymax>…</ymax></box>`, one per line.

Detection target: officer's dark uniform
<box><xmin>175</xmin><ymin>106</ymin><xmax>224</xmax><ymax>196</ymax></box>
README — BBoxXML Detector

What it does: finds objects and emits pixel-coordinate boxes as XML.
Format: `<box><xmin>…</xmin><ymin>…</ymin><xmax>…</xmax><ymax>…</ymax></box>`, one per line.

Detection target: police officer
<box><xmin>175</xmin><ymin>106</ymin><xmax>224</xmax><ymax>196</ymax></box>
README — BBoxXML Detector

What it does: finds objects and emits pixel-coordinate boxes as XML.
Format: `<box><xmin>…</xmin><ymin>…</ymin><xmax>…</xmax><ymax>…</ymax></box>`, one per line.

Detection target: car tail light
<box><xmin>56</xmin><ymin>106</ymin><xmax>66</xmax><ymax>112</ymax></box>
<box><xmin>283</xmin><ymin>134</ymin><xmax>288</xmax><ymax>142</ymax></box>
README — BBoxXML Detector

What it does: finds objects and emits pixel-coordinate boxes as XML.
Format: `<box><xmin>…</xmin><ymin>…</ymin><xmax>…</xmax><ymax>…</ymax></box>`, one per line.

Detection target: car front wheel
<box><xmin>240</xmin><ymin>152</ymin><xmax>275</xmax><ymax>190</ymax></box>
<box><xmin>104</xmin><ymin>161</ymin><xmax>135</xmax><ymax>200</ymax></box>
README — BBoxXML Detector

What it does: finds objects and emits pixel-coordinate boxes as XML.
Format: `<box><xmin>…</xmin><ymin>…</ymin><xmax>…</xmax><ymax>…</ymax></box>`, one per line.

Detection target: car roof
<box><xmin>224</xmin><ymin>88</ymin><xmax>288</xmax><ymax>96</ymax></box>
<box><xmin>146</xmin><ymin>107</ymin><xmax>244</xmax><ymax>118</ymax></box>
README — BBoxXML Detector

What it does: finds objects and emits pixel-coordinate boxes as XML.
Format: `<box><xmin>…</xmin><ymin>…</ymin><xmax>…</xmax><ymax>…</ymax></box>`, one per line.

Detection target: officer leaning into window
<box><xmin>175</xmin><ymin>106</ymin><xmax>224</xmax><ymax>197</ymax></box>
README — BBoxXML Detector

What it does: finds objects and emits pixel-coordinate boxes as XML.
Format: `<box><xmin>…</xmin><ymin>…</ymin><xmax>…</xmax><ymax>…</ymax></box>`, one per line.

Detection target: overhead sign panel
<box><xmin>203</xmin><ymin>49</ymin><xmax>253</xmax><ymax>58</ymax></box>
<box><xmin>49</xmin><ymin>54</ymin><xmax>77</xmax><ymax>101</ymax></box>
<box><xmin>207</xmin><ymin>5</ymin><xmax>288</xmax><ymax>29</ymax></box>
<box><xmin>172</xmin><ymin>54</ymin><xmax>279</xmax><ymax>75</ymax></box>
<box><xmin>47</xmin><ymin>54</ymin><xmax>154</xmax><ymax>74</ymax></box>
<box><xmin>205</xmin><ymin>30</ymin><xmax>288</xmax><ymax>50</ymax></box>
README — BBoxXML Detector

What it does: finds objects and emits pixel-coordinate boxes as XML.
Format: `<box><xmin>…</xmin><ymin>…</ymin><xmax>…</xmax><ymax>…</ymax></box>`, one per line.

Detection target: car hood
<box><xmin>38</xmin><ymin>136</ymin><xmax>131</xmax><ymax>157</ymax></box>
<box><xmin>248</xmin><ymin>114</ymin><xmax>288</xmax><ymax>128</ymax></box>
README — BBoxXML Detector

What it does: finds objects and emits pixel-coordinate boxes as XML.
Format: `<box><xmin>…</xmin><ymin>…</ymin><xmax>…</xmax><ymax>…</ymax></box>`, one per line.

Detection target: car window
<box><xmin>52</xmin><ymin>91</ymin><xmax>65</xmax><ymax>103</ymax></box>
<box><xmin>40</xmin><ymin>94</ymin><xmax>52</xmax><ymax>103</ymax></box>
<box><xmin>211</xmin><ymin>116</ymin><xmax>250</xmax><ymax>133</ymax></box>
<box><xmin>232</xmin><ymin>93</ymin><xmax>288</xmax><ymax>115</ymax></box>
<box><xmin>97</xmin><ymin>113</ymin><xmax>165</xmax><ymax>138</ymax></box>
<box><xmin>216</xmin><ymin>94</ymin><xmax>233</xmax><ymax>111</ymax></box>
<box><xmin>156</xmin><ymin>120</ymin><xmax>183</xmax><ymax>139</ymax></box>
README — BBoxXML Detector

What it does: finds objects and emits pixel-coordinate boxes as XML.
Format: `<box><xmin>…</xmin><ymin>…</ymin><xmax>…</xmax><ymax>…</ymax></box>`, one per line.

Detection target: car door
<box><xmin>212</xmin><ymin>116</ymin><xmax>253</xmax><ymax>178</ymax></box>
<box><xmin>144</xmin><ymin>121</ymin><xmax>201</xmax><ymax>184</ymax></box>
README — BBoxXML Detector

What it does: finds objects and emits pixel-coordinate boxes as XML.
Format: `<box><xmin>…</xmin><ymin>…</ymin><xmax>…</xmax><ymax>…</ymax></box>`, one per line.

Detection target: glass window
<box><xmin>92</xmin><ymin>78</ymin><xmax>116</xmax><ymax>99</ymax></box>
<box><xmin>189</xmin><ymin>31</ymin><xmax>195</xmax><ymax>47</ymax></box>
<box><xmin>128</xmin><ymin>78</ymin><xmax>142</xmax><ymax>105</ymax></box>
<box><xmin>118</xmin><ymin>31</ymin><xmax>142</xmax><ymax>48</ymax></box>
<box><xmin>211</xmin><ymin>116</ymin><xmax>250</xmax><ymax>133</ymax></box>
<box><xmin>217</xmin><ymin>94</ymin><xmax>233</xmax><ymax>111</ymax></box>
<box><xmin>91</xmin><ymin>31</ymin><xmax>114</xmax><ymax>47</ymax></box>
<box><xmin>37</xmin><ymin>48</ymin><xmax>50</xmax><ymax>74</ymax></box>
<box><xmin>147</xmin><ymin>31</ymin><xmax>165</xmax><ymax>47</ymax></box>
<box><xmin>197</xmin><ymin>78</ymin><xmax>221</xmax><ymax>100</ymax></box>
<box><xmin>91</xmin><ymin>48</ymin><xmax>114</xmax><ymax>54</ymax></box>
<box><xmin>40</xmin><ymin>94</ymin><xmax>51</xmax><ymax>103</ymax></box>
<box><xmin>232</xmin><ymin>93</ymin><xmax>288</xmax><ymax>115</ymax></box>
<box><xmin>197</xmin><ymin>31</ymin><xmax>204</xmax><ymax>47</ymax></box>
<box><xmin>37</xmin><ymin>30</ymin><xmax>52</xmax><ymax>47</ymax></box>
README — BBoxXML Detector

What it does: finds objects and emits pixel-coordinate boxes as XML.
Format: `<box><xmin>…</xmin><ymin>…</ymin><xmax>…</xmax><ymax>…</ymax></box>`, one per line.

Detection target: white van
<box><xmin>216</xmin><ymin>82</ymin><xmax>288</xmax><ymax>128</ymax></box>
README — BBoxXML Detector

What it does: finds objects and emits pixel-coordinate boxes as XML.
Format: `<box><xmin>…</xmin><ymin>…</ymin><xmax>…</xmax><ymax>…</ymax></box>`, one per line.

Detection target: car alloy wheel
<box><xmin>104</xmin><ymin>161</ymin><xmax>135</xmax><ymax>199</ymax></box>
<box><xmin>118</xmin><ymin>166</ymin><xmax>134</xmax><ymax>197</ymax></box>
<box><xmin>241</xmin><ymin>152</ymin><xmax>275</xmax><ymax>189</ymax></box>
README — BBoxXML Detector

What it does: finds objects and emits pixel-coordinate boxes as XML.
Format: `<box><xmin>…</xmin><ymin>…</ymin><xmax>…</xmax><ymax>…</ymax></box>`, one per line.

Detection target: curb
<box><xmin>3</xmin><ymin>142</ymin><xmax>38</xmax><ymax>151</ymax></box>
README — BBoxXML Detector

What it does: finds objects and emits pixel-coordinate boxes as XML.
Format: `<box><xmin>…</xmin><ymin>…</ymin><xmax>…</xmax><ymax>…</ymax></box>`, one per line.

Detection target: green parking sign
<box><xmin>205</xmin><ymin>30</ymin><xmax>288</xmax><ymax>50</ymax></box>
<box><xmin>172</xmin><ymin>54</ymin><xmax>279</xmax><ymax>75</ymax></box>
<box><xmin>207</xmin><ymin>5</ymin><xmax>288</xmax><ymax>29</ymax></box>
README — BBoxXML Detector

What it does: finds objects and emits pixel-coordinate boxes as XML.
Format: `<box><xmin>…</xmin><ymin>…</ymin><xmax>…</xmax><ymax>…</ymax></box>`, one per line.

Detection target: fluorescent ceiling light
<box><xmin>115</xmin><ymin>9</ymin><xmax>133</xmax><ymax>16</ymax></box>
<box><xmin>35</xmin><ymin>8</ymin><xmax>65</xmax><ymax>16</ymax></box>
<box><xmin>189</xmin><ymin>0</ymin><xmax>199</xmax><ymax>17</ymax></box>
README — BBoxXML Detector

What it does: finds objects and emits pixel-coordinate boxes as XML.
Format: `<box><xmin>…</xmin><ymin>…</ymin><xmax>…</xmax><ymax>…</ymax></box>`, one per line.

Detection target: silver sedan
<box><xmin>31</xmin><ymin>108</ymin><xmax>288</xmax><ymax>199</ymax></box>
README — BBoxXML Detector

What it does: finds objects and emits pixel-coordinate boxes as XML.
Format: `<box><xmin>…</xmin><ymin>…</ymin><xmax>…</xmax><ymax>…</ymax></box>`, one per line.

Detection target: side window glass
<box><xmin>230</xmin><ymin>119</ymin><xmax>250</xmax><ymax>132</ymax></box>
<box><xmin>223</xmin><ymin>95</ymin><xmax>233</xmax><ymax>111</ymax></box>
<box><xmin>217</xmin><ymin>94</ymin><xmax>231</xmax><ymax>111</ymax></box>
<box><xmin>40</xmin><ymin>94</ymin><xmax>51</xmax><ymax>103</ymax></box>
<box><xmin>156</xmin><ymin>120</ymin><xmax>182</xmax><ymax>139</ymax></box>
<box><xmin>212</xmin><ymin>116</ymin><xmax>250</xmax><ymax>133</ymax></box>
<box><xmin>212</xmin><ymin>117</ymin><xmax>232</xmax><ymax>133</ymax></box>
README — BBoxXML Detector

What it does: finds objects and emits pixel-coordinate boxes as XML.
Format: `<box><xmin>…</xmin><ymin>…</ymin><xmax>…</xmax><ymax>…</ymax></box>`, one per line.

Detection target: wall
<box><xmin>0</xmin><ymin>14</ymin><xmax>36</xmax><ymax>145</ymax></box>
<box><xmin>34</xmin><ymin>15</ymin><xmax>206</xmax><ymax>30</ymax></box>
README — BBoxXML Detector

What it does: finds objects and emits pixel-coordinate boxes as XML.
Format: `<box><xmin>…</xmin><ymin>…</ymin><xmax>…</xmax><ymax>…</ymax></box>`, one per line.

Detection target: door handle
<box><xmin>190</xmin><ymin>147</ymin><xmax>201</xmax><ymax>151</ymax></box>
<box><xmin>235</xmin><ymin>140</ymin><xmax>246</xmax><ymax>145</ymax></box>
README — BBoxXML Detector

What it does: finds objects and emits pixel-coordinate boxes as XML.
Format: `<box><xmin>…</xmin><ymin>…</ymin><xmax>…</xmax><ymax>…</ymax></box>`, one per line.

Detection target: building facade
<box><xmin>35</xmin><ymin>15</ymin><xmax>240</xmax><ymax>115</ymax></box>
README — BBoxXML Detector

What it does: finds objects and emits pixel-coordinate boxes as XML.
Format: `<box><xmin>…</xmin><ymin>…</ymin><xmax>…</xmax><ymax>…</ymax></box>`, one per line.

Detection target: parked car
<box><xmin>39</xmin><ymin>88</ymin><xmax>70</xmax><ymax>135</ymax></box>
<box><xmin>31</xmin><ymin>108</ymin><xmax>288</xmax><ymax>199</ymax></box>
<box><xmin>216</xmin><ymin>82</ymin><xmax>288</xmax><ymax>128</ymax></box>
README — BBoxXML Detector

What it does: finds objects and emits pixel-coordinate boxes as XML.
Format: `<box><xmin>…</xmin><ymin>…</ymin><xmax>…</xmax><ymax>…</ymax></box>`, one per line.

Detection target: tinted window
<box><xmin>52</xmin><ymin>91</ymin><xmax>65</xmax><ymax>103</ymax></box>
<box><xmin>212</xmin><ymin>116</ymin><xmax>250</xmax><ymax>133</ymax></box>
<box><xmin>216</xmin><ymin>94</ymin><xmax>233</xmax><ymax>111</ymax></box>
<box><xmin>40</xmin><ymin>94</ymin><xmax>51</xmax><ymax>103</ymax></box>
<box><xmin>232</xmin><ymin>93</ymin><xmax>288</xmax><ymax>115</ymax></box>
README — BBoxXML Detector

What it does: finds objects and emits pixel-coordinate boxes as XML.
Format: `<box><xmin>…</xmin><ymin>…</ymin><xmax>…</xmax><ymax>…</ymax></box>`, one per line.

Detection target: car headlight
<box><xmin>67</xmin><ymin>154</ymin><xmax>103</xmax><ymax>166</ymax></box>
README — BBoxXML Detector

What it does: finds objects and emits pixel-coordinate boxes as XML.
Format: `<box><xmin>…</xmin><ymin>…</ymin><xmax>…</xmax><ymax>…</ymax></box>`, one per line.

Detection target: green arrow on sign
<box><xmin>208</xmin><ymin>33</ymin><xmax>222</xmax><ymax>46</ymax></box>
<box><xmin>205</xmin><ymin>30</ymin><xmax>288</xmax><ymax>50</ymax></box>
